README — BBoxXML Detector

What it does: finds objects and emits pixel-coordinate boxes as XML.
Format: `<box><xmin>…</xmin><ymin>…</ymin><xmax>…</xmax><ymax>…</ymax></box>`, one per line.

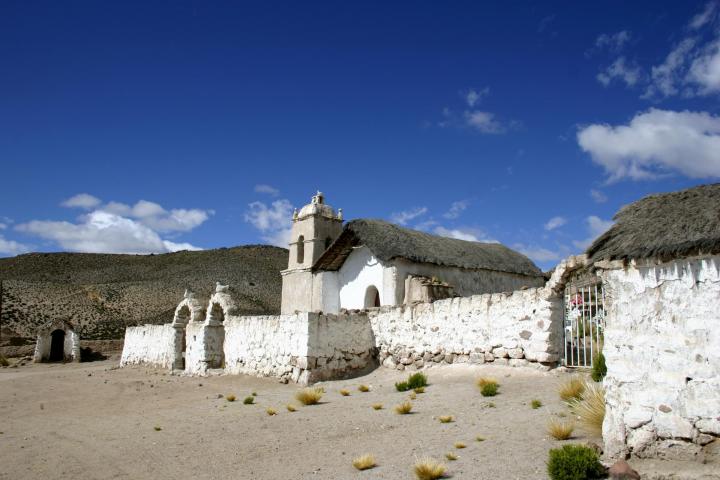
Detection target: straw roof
<box><xmin>587</xmin><ymin>183</ymin><xmax>720</xmax><ymax>263</ymax></box>
<box><xmin>313</xmin><ymin>219</ymin><xmax>543</xmax><ymax>277</ymax></box>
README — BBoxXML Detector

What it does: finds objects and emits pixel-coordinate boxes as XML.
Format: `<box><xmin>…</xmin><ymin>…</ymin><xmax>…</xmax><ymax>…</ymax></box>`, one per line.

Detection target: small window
<box><xmin>297</xmin><ymin>235</ymin><xmax>305</xmax><ymax>264</ymax></box>
<box><xmin>324</xmin><ymin>237</ymin><xmax>332</xmax><ymax>250</ymax></box>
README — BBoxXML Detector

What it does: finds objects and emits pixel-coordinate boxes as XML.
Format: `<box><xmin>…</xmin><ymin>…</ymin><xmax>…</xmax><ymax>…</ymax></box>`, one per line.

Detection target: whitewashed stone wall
<box><xmin>120</xmin><ymin>324</ymin><xmax>178</xmax><ymax>369</ymax></box>
<box><xmin>600</xmin><ymin>255</ymin><xmax>720</xmax><ymax>460</ymax></box>
<box><xmin>367</xmin><ymin>285</ymin><xmax>563</xmax><ymax>370</ymax></box>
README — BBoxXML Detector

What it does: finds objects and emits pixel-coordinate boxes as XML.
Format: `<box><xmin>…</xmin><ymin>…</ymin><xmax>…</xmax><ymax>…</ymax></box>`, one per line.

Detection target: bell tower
<box><xmin>281</xmin><ymin>191</ymin><xmax>343</xmax><ymax>313</ymax></box>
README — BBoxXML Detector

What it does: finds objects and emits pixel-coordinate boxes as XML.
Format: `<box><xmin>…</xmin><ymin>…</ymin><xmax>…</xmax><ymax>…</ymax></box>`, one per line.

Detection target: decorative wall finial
<box><xmin>337</xmin><ymin>208</ymin><xmax>343</xmax><ymax>221</ymax></box>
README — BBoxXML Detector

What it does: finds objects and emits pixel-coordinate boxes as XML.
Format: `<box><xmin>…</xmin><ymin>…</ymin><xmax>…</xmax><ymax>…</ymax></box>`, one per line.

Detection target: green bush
<box><xmin>547</xmin><ymin>444</ymin><xmax>605</xmax><ymax>480</ymax></box>
<box><xmin>395</xmin><ymin>372</ymin><xmax>428</xmax><ymax>392</ymax></box>
<box><xmin>591</xmin><ymin>352</ymin><xmax>607</xmax><ymax>382</ymax></box>
<box><xmin>243</xmin><ymin>396</ymin><xmax>254</xmax><ymax>405</ymax></box>
<box><xmin>480</xmin><ymin>383</ymin><xmax>498</xmax><ymax>397</ymax></box>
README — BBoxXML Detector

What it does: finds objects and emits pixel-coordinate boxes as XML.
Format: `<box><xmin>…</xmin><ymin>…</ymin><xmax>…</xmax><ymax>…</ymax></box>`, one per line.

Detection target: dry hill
<box><xmin>0</xmin><ymin>245</ymin><xmax>287</xmax><ymax>342</ymax></box>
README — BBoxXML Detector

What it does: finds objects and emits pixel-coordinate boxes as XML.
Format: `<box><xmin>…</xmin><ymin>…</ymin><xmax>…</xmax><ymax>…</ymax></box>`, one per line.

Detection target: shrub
<box><xmin>438</xmin><ymin>415</ymin><xmax>454</xmax><ymax>423</ymax></box>
<box><xmin>295</xmin><ymin>387</ymin><xmax>323</xmax><ymax>406</ymax></box>
<box><xmin>243</xmin><ymin>396</ymin><xmax>254</xmax><ymax>405</ymax></box>
<box><xmin>454</xmin><ymin>442</ymin><xmax>466</xmax><ymax>449</ymax></box>
<box><xmin>226</xmin><ymin>395</ymin><xmax>236</xmax><ymax>402</ymax></box>
<box><xmin>480</xmin><ymin>383</ymin><xmax>499</xmax><ymax>397</ymax></box>
<box><xmin>0</xmin><ymin>355</ymin><xmax>9</xmax><ymax>367</ymax></box>
<box><xmin>252</xmin><ymin>392</ymin><xmax>257</xmax><ymax>396</ymax></box>
<box><xmin>394</xmin><ymin>400</ymin><xmax>413</xmax><ymax>414</ymax></box>
<box><xmin>445</xmin><ymin>452</ymin><xmax>458</xmax><ymax>461</ymax></box>
<box><xmin>531</xmin><ymin>399</ymin><xmax>543</xmax><ymax>409</ymax></box>
<box><xmin>407</xmin><ymin>372</ymin><xmax>428</xmax><ymax>389</ymax></box>
<box><xmin>547</xmin><ymin>419</ymin><xmax>575</xmax><ymax>440</ymax></box>
<box><xmin>414</xmin><ymin>458</ymin><xmax>446</xmax><ymax>480</ymax></box>
<box><xmin>286</xmin><ymin>404</ymin><xmax>297</xmax><ymax>412</ymax></box>
<box><xmin>547</xmin><ymin>444</ymin><xmax>605</xmax><ymax>480</ymax></box>
<box><xmin>477</xmin><ymin>377</ymin><xmax>498</xmax><ymax>389</ymax></box>
<box><xmin>395</xmin><ymin>381</ymin><xmax>410</xmax><ymax>392</ymax></box>
<box><xmin>591</xmin><ymin>352</ymin><xmax>607</xmax><ymax>382</ymax></box>
<box><xmin>340</xmin><ymin>389</ymin><xmax>350</xmax><ymax>396</ymax></box>
<box><xmin>358</xmin><ymin>384</ymin><xmax>370</xmax><ymax>392</ymax></box>
<box><xmin>352</xmin><ymin>454</ymin><xmax>376</xmax><ymax>471</ymax></box>
<box><xmin>266</xmin><ymin>407</ymin><xmax>277</xmax><ymax>416</ymax></box>
<box><xmin>372</xmin><ymin>403</ymin><xmax>383</xmax><ymax>410</ymax></box>
<box><xmin>558</xmin><ymin>377</ymin><xmax>585</xmax><ymax>402</ymax></box>
<box><xmin>568</xmin><ymin>380</ymin><xmax>605</xmax><ymax>435</ymax></box>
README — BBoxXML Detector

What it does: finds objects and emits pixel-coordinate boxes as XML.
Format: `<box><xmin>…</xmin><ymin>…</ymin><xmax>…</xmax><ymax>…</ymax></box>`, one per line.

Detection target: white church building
<box><xmin>280</xmin><ymin>192</ymin><xmax>545</xmax><ymax>314</ymax></box>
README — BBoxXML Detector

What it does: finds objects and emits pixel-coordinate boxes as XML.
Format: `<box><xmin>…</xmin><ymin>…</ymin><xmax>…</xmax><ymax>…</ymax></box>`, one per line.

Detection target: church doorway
<box><xmin>364</xmin><ymin>285</ymin><xmax>381</xmax><ymax>308</ymax></box>
<box><xmin>49</xmin><ymin>329</ymin><xmax>65</xmax><ymax>361</ymax></box>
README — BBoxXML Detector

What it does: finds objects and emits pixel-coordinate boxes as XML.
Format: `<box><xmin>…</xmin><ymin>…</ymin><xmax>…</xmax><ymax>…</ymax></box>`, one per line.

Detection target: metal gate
<box><xmin>563</xmin><ymin>278</ymin><xmax>606</xmax><ymax>368</ymax></box>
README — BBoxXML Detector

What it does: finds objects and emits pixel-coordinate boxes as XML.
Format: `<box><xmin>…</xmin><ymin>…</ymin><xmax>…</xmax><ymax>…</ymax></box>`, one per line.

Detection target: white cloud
<box><xmin>544</xmin><ymin>216</ymin><xmax>567</xmax><ymax>231</ymax></box>
<box><xmin>577</xmin><ymin>108</ymin><xmax>720</xmax><ymax>181</ymax></box>
<box><xmin>464</xmin><ymin>87</ymin><xmax>489</xmax><ymax>107</ymax></box>
<box><xmin>244</xmin><ymin>199</ymin><xmax>294</xmax><ymax>247</ymax></box>
<box><xmin>61</xmin><ymin>193</ymin><xmax>101</xmax><ymax>210</ymax></box>
<box><xmin>464</xmin><ymin>111</ymin><xmax>505</xmax><ymax>134</ymax></box>
<box><xmin>0</xmin><ymin>235</ymin><xmax>30</xmax><ymax>256</ymax></box>
<box><xmin>443</xmin><ymin>200</ymin><xmax>469</xmax><ymax>220</ymax></box>
<box><xmin>391</xmin><ymin>207</ymin><xmax>428</xmax><ymax>225</ymax></box>
<box><xmin>16</xmin><ymin>211</ymin><xmax>201</xmax><ymax>254</ymax></box>
<box><xmin>433</xmin><ymin>226</ymin><xmax>496</xmax><ymax>243</ymax></box>
<box><xmin>513</xmin><ymin>243</ymin><xmax>563</xmax><ymax>263</ymax></box>
<box><xmin>690</xmin><ymin>1</ymin><xmax>718</xmax><ymax>29</ymax></box>
<box><xmin>597</xmin><ymin>57</ymin><xmax>642</xmax><ymax>87</ymax></box>
<box><xmin>595</xmin><ymin>31</ymin><xmax>632</xmax><ymax>51</ymax></box>
<box><xmin>131</xmin><ymin>200</ymin><xmax>165</xmax><ymax>218</ymax></box>
<box><xmin>644</xmin><ymin>37</ymin><xmax>697</xmax><ymax>98</ymax></box>
<box><xmin>688</xmin><ymin>38</ymin><xmax>720</xmax><ymax>95</ymax></box>
<box><xmin>572</xmin><ymin>216</ymin><xmax>614</xmax><ymax>250</ymax></box>
<box><xmin>0</xmin><ymin>223</ymin><xmax>6</xmax><ymax>230</ymax></box>
<box><xmin>590</xmin><ymin>189</ymin><xmax>608</xmax><ymax>203</ymax></box>
<box><xmin>140</xmin><ymin>208</ymin><xmax>211</xmax><ymax>233</ymax></box>
<box><xmin>254</xmin><ymin>184</ymin><xmax>280</xmax><ymax>196</ymax></box>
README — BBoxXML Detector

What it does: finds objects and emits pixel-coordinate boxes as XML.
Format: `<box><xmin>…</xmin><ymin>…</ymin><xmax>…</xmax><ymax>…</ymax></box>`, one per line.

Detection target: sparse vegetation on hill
<box><xmin>0</xmin><ymin>245</ymin><xmax>287</xmax><ymax>342</ymax></box>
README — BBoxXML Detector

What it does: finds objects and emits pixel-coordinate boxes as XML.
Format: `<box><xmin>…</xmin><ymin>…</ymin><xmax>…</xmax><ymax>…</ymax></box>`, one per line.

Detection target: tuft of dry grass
<box><xmin>266</xmin><ymin>407</ymin><xmax>277</xmax><ymax>416</ymax></box>
<box><xmin>477</xmin><ymin>377</ymin><xmax>498</xmax><ymax>389</ymax></box>
<box><xmin>352</xmin><ymin>454</ymin><xmax>376</xmax><ymax>471</ymax></box>
<box><xmin>409</xmin><ymin>391</ymin><xmax>417</xmax><ymax>400</ymax></box>
<box><xmin>568</xmin><ymin>380</ymin><xmax>605</xmax><ymax>434</ymax></box>
<box><xmin>558</xmin><ymin>376</ymin><xmax>586</xmax><ymax>402</ymax></box>
<box><xmin>153</xmin><ymin>425</ymin><xmax>162</xmax><ymax>431</ymax></box>
<box><xmin>395</xmin><ymin>400</ymin><xmax>413</xmax><ymax>414</ymax></box>
<box><xmin>475</xmin><ymin>436</ymin><xmax>485</xmax><ymax>442</ymax></box>
<box><xmin>477</xmin><ymin>377</ymin><xmax>500</xmax><ymax>397</ymax></box>
<box><xmin>372</xmin><ymin>403</ymin><xmax>383</xmax><ymax>410</ymax></box>
<box><xmin>414</xmin><ymin>457</ymin><xmax>446</xmax><ymax>480</ymax></box>
<box><xmin>454</xmin><ymin>442</ymin><xmax>466</xmax><ymax>449</ymax></box>
<box><xmin>340</xmin><ymin>389</ymin><xmax>351</xmax><ymax>396</ymax></box>
<box><xmin>414</xmin><ymin>387</ymin><xmax>425</xmax><ymax>394</ymax></box>
<box><xmin>358</xmin><ymin>384</ymin><xmax>370</xmax><ymax>392</ymax></box>
<box><xmin>438</xmin><ymin>415</ymin><xmax>454</xmax><ymax>423</ymax></box>
<box><xmin>547</xmin><ymin>418</ymin><xmax>575</xmax><ymax>440</ymax></box>
<box><xmin>286</xmin><ymin>404</ymin><xmax>297</xmax><ymax>412</ymax></box>
<box><xmin>295</xmin><ymin>387</ymin><xmax>323</xmax><ymax>406</ymax></box>
<box><xmin>444</xmin><ymin>452</ymin><xmax>458</xmax><ymax>461</ymax></box>
<box><xmin>226</xmin><ymin>394</ymin><xmax>236</xmax><ymax>402</ymax></box>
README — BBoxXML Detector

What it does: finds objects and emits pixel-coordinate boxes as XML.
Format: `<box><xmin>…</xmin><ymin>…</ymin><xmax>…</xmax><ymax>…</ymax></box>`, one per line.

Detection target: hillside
<box><xmin>0</xmin><ymin>245</ymin><xmax>287</xmax><ymax>341</ymax></box>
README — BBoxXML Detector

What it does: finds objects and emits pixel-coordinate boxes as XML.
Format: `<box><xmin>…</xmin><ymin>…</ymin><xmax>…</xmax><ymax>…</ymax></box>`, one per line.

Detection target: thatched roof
<box><xmin>587</xmin><ymin>183</ymin><xmax>720</xmax><ymax>263</ymax></box>
<box><xmin>313</xmin><ymin>219</ymin><xmax>543</xmax><ymax>277</ymax></box>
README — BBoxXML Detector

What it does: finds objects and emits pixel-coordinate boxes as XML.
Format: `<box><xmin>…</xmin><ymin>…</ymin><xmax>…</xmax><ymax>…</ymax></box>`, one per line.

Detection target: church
<box><xmin>281</xmin><ymin>192</ymin><xmax>545</xmax><ymax>314</ymax></box>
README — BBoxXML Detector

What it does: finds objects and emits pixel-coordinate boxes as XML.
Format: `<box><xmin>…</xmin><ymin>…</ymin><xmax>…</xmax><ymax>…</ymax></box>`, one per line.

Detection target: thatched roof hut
<box><xmin>587</xmin><ymin>183</ymin><xmax>720</xmax><ymax>263</ymax></box>
<box><xmin>313</xmin><ymin>218</ymin><xmax>543</xmax><ymax>277</ymax></box>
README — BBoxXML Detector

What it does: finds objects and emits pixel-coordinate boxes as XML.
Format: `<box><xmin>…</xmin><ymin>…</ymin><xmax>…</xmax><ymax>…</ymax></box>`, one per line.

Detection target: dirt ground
<box><xmin>0</xmin><ymin>360</ymin><xmax>714</xmax><ymax>479</ymax></box>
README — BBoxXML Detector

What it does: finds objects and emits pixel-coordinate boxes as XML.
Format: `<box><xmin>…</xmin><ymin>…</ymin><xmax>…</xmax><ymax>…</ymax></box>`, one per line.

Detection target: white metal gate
<box><xmin>563</xmin><ymin>279</ymin><xmax>606</xmax><ymax>368</ymax></box>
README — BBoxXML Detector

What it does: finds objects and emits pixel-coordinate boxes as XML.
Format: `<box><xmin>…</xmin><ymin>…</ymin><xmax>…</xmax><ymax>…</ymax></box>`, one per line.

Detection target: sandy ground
<box><xmin>0</xmin><ymin>360</ymin><xmax>714</xmax><ymax>479</ymax></box>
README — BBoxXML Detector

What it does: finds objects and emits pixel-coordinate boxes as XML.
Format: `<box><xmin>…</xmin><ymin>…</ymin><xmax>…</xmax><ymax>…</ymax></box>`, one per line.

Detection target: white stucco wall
<box><xmin>338</xmin><ymin>246</ymin><xmax>391</xmax><ymax>309</ymax></box>
<box><xmin>120</xmin><ymin>324</ymin><xmax>178</xmax><ymax>369</ymax></box>
<box><xmin>368</xmin><ymin>285</ymin><xmax>563</xmax><ymax>370</ymax></box>
<box><xmin>600</xmin><ymin>255</ymin><xmax>720</xmax><ymax>460</ymax></box>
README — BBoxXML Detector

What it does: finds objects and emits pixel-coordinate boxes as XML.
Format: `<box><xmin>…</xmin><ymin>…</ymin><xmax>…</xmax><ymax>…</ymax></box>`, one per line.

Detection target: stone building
<box><xmin>33</xmin><ymin>319</ymin><xmax>80</xmax><ymax>363</ymax></box>
<box><xmin>282</xmin><ymin>192</ymin><xmax>545</xmax><ymax>314</ymax></box>
<box><xmin>586</xmin><ymin>183</ymin><xmax>720</xmax><ymax>460</ymax></box>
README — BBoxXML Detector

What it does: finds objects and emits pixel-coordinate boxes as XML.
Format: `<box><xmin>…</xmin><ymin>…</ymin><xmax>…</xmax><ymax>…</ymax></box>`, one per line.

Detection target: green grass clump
<box><xmin>396</xmin><ymin>372</ymin><xmax>428</xmax><ymax>392</ymax></box>
<box><xmin>531</xmin><ymin>399</ymin><xmax>543</xmax><ymax>409</ymax></box>
<box><xmin>480</xmin><ymin>383</ymin><xmax>498</xmax><ymax>397</ymax></box>
<box><xmin>547</xmin><ymin>444</ymin><xmax>605</xmax><ymax>480</ymax></box>
<box><xmin>0</xmin><ymin>355</ymin><xmax>9</xmax><ymax>367</ymax></box>
<box><xmin>243</xmin><ymin>396</ymin><xmax>254</xmax><ymax>405</ymax></box>
<box><xmin>591</xmin><ymin>352</ymin><xmax>607</xmax><ymax>382</ymax></box>
<box><xmin>475</xmin><ymin>436</ymin><xmax>485</xmax><ymax>442</ymax></box>
<box><xmin>153</xmin><ymin>425</ymin><xmax>162</xmax><ymax>431</ymax></box>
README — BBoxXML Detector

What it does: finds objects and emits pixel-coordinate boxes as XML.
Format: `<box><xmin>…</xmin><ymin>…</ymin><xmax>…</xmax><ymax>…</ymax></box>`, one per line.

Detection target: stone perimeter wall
<box><xmin>600</xmin><ymin>255</ymin><xmax>720</xmax><ymax>460</ymax></box>
<box><xmin>120</xmin><ymin>324</ymin><xmax>177</xmax><ymax>369</ymax></box>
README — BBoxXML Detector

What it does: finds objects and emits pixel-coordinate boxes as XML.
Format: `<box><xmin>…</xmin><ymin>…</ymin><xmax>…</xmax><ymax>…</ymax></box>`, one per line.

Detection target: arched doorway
<box><xmin>364</xmin><ymin>285</ymin><xmax>381</xmax><ymax>308</ymax></box>
<box><xmin>49</xmin><ymin>329</ymin><xmax>65</xmax><ymax>362</ymax></box>
<box><xmin>177</xmin><ymin>305</ymin><xmax>191</xmax><ymax>369</ymax></box>
<box><xmin>208</xmin><ymin>302</ymin><xmax>226</xmax><ymax>369</ymax></box>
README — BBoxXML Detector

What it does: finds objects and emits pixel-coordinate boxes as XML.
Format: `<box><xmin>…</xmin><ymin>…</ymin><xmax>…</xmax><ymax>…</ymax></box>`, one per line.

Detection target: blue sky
<box><xmin>1</xmin><ymin>0</ymin><xmax>719</xmax><ymax>269</ymax></box>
